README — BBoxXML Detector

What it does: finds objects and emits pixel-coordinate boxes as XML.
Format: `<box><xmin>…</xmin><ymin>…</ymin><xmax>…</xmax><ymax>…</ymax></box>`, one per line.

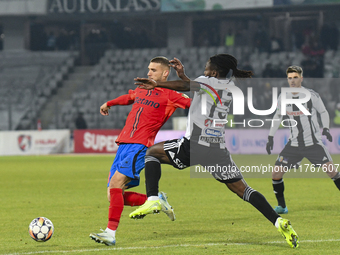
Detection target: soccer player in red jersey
<box><xmin>89</xmin><ymin>56</ymin><xmax>190</xmax><ymax>246</ymax></box>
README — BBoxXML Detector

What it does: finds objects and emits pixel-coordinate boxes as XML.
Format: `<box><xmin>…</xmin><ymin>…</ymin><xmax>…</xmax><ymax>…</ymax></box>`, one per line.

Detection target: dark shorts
<box><xmin>164</xmin><ymin>137</ymin><xmax>190</xmax><ymax>170</ymax></box>
<box><xmin>164</xmin><ymin>137</ymin><xmax>243</xmax><ymax>184</ymax></box>
<box><xmin>107</xmin><ymin>143</ymin><xmax>147</xmax><ymax>189</ymax></box>
<box><xmin>275</xmin><ymin>142</ymin><xmax>333</xmax><ymax>169</ymax></box>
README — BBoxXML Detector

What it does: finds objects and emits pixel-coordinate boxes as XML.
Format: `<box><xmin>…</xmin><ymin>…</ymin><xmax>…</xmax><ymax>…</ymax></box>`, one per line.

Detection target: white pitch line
<box><xmin>4</xmin><ymin>239</ymin><xmax>340</xmax><ymax>255</ymax></box>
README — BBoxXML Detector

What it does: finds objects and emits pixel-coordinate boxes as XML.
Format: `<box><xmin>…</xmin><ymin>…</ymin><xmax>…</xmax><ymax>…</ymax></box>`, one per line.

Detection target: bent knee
<box><xmin>145</xmin><ymin>146</ymin><xmax>156</xmax><ymax>156</ymax></box>
<box><xmin>146</xmin><ymin>142</ymin><xmax>165</xmax><ymax>158</ymax></box>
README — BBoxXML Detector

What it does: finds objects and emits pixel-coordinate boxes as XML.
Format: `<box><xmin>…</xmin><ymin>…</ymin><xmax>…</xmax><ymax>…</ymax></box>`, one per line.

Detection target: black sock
<box><xmin>144</xmin><ymin>156</ymin><xmax>161</xmax><ymax>197</ymax></box>
<box><xmin>272</xmin><ymin>179</ymin><xmax>286</xmax><ymax>208</ymax></box>
<box><xmin>332</xmin><ymin>172</ymin><xmax>340</xmax><ymax>190</ymax></box>
<box><xmin>243</xmin><ymin>187</ymin><xmax>279</xmax><ymax>225</ymax></box>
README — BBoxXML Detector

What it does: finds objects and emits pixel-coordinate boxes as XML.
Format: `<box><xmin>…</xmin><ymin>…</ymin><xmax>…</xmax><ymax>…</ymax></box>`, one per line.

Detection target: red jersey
<box><xmin>107</xmin><ymin>87</ymin><xmax>190</xmax><ymax>147</ymax></box>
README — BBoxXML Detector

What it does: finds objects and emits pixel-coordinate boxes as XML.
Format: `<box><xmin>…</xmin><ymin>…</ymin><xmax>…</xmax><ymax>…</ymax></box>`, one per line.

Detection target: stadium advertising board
<box><xmin>0</xmin><ymin>0</ymin><xmax>47</xmax><ymax>15</ymax></box>
<box><xmin>0</xmin><ymin>130</ymin><xmax>70</xmax><ymax>155</ymax></box>
<box><xmin>74</xmin><ymin>129</ymin><xmax>187</xmax><ymax>153</ymax></box>
<box><xmin>161</xmin><ymin>0</ymin><xmax>272</xmax><ymax>12</ymax></box>
<box><xmin>48</xmin><ymin>0</ymin><xmax>160</xmax><ymax>13</ymax></box>
<box><xmin>73</xmin><ymin>128</ymin><xmax>340</xmax><ymax>154</ymax></box>
<box><xmin>225</xmin><ymin>128</ymin><xmax>340</xmax><ymax>154</ymax></box>
<box><xmin>74</xmin><ymin>129</ymin><xmax>120</xmax><ymax>153</ymax></box>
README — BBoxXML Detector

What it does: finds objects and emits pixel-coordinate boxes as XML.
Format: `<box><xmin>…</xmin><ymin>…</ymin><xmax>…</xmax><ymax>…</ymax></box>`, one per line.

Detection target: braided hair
<box><xmin>209</xmin><ymin>54</ymin><xmax>253</xmax><ymax>78</ymax></box>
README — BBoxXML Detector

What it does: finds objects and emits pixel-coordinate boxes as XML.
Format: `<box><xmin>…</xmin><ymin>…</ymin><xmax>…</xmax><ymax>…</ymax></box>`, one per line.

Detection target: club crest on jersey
<box><xmin>278</xmin><ymin>156</ymin><xmax>288</xmax><ymax>164</ymax></box>
<box><xmin>153</xmin><ymin>91</ymin><xmax>161</xmax><ymax>97</ymax></box>
<box><xmin>204</xmin><ymin>119</ymin><xmax>213</xmax><ymax>127</ymax></box>
<box><xmin>204</xmin><ymin>128</ymin><xmax>222</xmax><ymax>137</ymax></box>
<box><xmin>18</xmin><ymin>135</ymin><xmax>32</xmax><ymax>152</ymax></box>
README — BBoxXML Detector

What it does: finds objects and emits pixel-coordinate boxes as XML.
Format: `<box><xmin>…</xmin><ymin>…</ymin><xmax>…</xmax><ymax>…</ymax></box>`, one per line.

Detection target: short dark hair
<box><xmin>286</xmin><ymin>65</ymin><xmax>303</xmax><ymax>76</ymax></box>
<box><xmin>150</xmin><ymin>56</ymin><xmax>170</xmax><ymax>70</ymax></box>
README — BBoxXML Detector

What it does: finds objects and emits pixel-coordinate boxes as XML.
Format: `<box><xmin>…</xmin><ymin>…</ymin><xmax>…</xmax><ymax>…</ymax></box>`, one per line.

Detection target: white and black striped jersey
<box><xmin>269</xmin><ymin>87</ymin><xmax>330</xmax><ymax>147</ymax></box>
<box><xmin>184</xmin><ymin>76</ymin><xmax>233</xmax><ymax>148</ymax></box>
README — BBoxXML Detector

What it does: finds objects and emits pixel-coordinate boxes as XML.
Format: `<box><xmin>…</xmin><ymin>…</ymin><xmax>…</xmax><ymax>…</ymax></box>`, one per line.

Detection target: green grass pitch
<box><xmin>1</xmin><ymin>154</ymin><xmax>340</xmax><ymax>255</ymax></box>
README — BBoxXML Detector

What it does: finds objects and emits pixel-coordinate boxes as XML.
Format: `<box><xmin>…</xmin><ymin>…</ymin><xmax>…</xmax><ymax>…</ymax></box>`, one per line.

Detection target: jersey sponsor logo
<box><xmin>135</xmin><ymin>97</ymin><xmax>160</xmax><ymax>108</ymax></box>
<box><xmin>322</xmin><ymin>156</ymin><xmax>328</xmax><ymax>161</ymax></box>
<box><xmin>199</xmin><ymin>136</ymin><xmax>225</xmax><ymax>144</ymax></box>
<box><xmin>286</xmin><ymin>111</ymin><xmax>304</xmax><ymax>116</ymax></box>
<box><xmin>213</xmin><ymin>119</ymin><xmax>227</xmax><ymax>127</ymax></box>
<box><xmin>18</xmin><ymin>135</ymin><xmax>32</xmax><ymax>152</ymax></box>
<box><xmin>204</xmin><ymin>128</ymin><xmax>222</xmax><ymax>137</ymax></box>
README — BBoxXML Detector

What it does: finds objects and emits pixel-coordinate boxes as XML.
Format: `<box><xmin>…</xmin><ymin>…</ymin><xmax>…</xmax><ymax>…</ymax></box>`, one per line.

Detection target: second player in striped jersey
<box><xmin>266</xmin><ymin>65</ymin><xmax>340</xmax><ymax>214</ymax></box>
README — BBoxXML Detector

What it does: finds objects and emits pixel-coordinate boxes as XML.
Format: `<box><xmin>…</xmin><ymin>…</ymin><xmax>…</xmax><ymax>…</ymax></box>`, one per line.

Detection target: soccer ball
<box><xmin>28</xmin><ymin>217</ymin><xmax>54</xmax><ymax>242</ymax></box>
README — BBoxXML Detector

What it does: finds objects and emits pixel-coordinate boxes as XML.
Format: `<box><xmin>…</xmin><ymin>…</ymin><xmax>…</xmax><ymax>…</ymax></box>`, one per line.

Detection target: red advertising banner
<box><xmin>74</xmin><ymin>129</ymin><xmax>121</xmax><ymax>153</ymax></box>
<box><xmin>73</xmin><ymin>129</ymin><xmax>187</xmax><ymax>154</ymax></box>
<box><xmin>74</xmin><ymin>128</ymin><xmax>340</xmax><ymax>154</ymax></box>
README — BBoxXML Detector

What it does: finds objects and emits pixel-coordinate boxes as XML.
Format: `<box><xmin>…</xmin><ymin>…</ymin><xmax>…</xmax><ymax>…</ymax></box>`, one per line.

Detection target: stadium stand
<box><xmin>0</xmin><ymin>51</ymin><xmax>77</xmax><ymax>130</ymax></box>
<box><xmin>2</xmin><ymin>46</ymin><xmax>338</xmax><ymax>131</ymax></box>
<box><xmin>52</xmin><ymin>46</ymin><xmax>340</xmax><ymax>130</ymax></box>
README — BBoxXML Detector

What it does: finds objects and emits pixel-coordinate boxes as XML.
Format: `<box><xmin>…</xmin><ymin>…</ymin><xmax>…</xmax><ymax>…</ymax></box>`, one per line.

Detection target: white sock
<box><xmin>105</xmin><ymin>228</ymin><xmax>116</xmax><ymax>238</ymax></box>
<box><xmin>274</xmin><ymin>217</ymin><xmax>282</xmax><ymax>229</ymax></box>
<box><xmin>147</xmin><ymin>196</ymin><xmax>159</xmax><ymax>201</ymax></box>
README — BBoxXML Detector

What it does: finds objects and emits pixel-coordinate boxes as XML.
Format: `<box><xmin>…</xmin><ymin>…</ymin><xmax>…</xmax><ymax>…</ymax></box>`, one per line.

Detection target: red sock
<box><xmin>107</xmin><ymin>188</ymin><xmax>124</xmax><ymax>231</ymax></box>
<box><xmin>123</xmin><ymin>191</ymin><xmax>147</xmax><ymax>206</ymax></box>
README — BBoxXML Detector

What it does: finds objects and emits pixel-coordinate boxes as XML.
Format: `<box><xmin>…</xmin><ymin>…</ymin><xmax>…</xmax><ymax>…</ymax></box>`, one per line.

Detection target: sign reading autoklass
<box><xmin>49</xmin><ymin>0</ymin><xmax>161</xmax><ymax>13</ymax></box>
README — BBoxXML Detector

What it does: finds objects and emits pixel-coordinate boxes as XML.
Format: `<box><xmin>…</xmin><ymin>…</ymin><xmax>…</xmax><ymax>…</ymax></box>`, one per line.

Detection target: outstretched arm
<box><xmin>134</xmin><ymin>78</ymin><xmax>200</xmax><ymax>92</ymax></box>
<box><xmin>100</xmin><ymin>93</ymin><xmax>134</xmax><ymax>116</ymax></box>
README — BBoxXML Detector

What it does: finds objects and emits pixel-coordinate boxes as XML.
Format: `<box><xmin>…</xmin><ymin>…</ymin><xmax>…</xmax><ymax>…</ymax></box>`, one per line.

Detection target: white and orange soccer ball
<box><xmin>28</xmin><ymin>217</ymin><xmax>54</xmax><ymax>242</ymax></box>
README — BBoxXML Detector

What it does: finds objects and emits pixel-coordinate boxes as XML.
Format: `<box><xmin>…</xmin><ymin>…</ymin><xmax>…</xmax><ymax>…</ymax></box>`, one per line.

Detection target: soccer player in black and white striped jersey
<box><xmin>132</xmin><ymin>55</ymin><xmax>299</xmax><ymax>248</ymax></box>
<box><xmin>266</xmin><ymin>65</ymin><xmax>340</xmax><ymax>214</ymax></box>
